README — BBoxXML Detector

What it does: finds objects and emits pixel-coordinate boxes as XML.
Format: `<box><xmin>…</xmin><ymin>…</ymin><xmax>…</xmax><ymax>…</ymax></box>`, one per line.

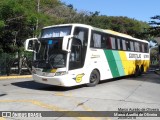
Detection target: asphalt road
<box><xmin>0</xmin><ymin>72</ymin><xmax>160</xmax><ymax>120</ymax></box>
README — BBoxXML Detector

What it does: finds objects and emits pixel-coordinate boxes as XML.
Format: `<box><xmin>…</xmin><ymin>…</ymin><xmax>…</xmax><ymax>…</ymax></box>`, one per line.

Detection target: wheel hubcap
<box><xmin>90</xmin><ymin>74</ymin><xmax>97</xmax><ymax>83</ymax></box>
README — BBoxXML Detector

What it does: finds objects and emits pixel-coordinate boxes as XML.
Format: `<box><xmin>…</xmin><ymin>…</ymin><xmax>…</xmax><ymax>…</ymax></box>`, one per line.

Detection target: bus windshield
<box><xmin>41</xmin><ymin>26</ymin><xmax>72</xmax><ymax>38</ymax></box>
<box><xmin>33</xmin><ymin>38</ymin><xmax>67</xmax><ymax>69</ymax></box>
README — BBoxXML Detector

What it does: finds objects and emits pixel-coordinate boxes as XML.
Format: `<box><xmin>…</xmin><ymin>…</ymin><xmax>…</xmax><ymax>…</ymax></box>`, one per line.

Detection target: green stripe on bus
<box><xmin>104</xmin><ymin>50</ymin><xmax>120</xmax><ymax>77</ymax></box>
<box><xmin>112</xmin><ymin>51</ymin><xmax>125</xmax><ymax>76</ymax></box>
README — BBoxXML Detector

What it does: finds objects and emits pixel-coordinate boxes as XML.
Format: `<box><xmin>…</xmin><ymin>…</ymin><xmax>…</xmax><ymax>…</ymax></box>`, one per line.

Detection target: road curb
<box><xmin>0</xmin><ymin>75</ymin><xmax>32</xmax><ymax>80</ymax></box>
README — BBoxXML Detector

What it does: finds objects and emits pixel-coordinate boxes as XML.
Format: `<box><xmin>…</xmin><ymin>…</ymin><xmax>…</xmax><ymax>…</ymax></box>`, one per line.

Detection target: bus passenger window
<box><xmin>92</xmin><ymin>33</ymin><xmax>101</xmax><ymax>48</ymax></box>
<box><xmin>122</xmin><ymin>39</ymin><xmax>126</xmax><ymax>50</ymax></box>
<box><xmin>142</xmin><ymin>44</ymin><xmax>145</xmax><ymax>52</ymax></box>
<box><xmin>126</xmin><ymin>40</ymin><xmax>130</xmax><ymax>51</ymax></box>
<box><xmin>117</xmin><ymin>38</ymin><xmax>121</xmax><ymax>50</ymax></box>
<box><xmin>106</xmin><ymin>37</ymin><xmax>111</xmax><ymax>49</ymax></box>
<box><xmin>135</xmin><ymin>42</ymin><xmax>140</xmax><ymax>52</ymax></box>
<box><xmin>74</xmin><ymin>27</ymin><xmax>88</xmax><ymax>47</ymax></box>
<box><xmin>144</xmin><ymin>43</ymin><xmax>149</xmax><ymax>53</ymax></box>
<box><xmin>101</xmin><ymin>36</ymin><xmax>107</xmax><ymax>48</ymax></box>
<box><xmin>110</xmin><ymin>37</ymin><xmax>116</xmax><ymax>49</ymax></box>
<box><xmin>139</xmin><ymin>43</ymin><xmax>142</xmax><ymax>52</ymax></box>
<box><xmin>130</xmin><ymin>41</ymin><xmax>134</xmax><ymax>51</ymax></box>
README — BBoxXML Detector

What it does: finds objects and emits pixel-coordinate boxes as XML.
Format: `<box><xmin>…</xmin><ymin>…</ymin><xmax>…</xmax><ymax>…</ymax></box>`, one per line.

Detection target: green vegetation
<box><xmin>148</xmin><ymin>15</ymin><xmax>160</xmax><ymax>37</ymax></box>
<box><xmin>0</xmin><ymin>0</ymin><xmax>152</xmax><ymax>54</ymax></box>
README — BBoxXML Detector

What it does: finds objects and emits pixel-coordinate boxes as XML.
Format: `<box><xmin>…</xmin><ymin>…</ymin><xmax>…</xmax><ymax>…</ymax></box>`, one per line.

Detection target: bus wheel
<box><xmin>134</xmin><ymin>66</ymin><xmax>140</xmax><ymax>77</ymax></box>
<box><xmin>139</xmin><ymin>66</ymin><xmax>144</xmax><ymax>76</ymax></box>
<box><xmin>87</xmin><ymin>70</ymin><xmax>100</xmax><ymax>87</ymax></box>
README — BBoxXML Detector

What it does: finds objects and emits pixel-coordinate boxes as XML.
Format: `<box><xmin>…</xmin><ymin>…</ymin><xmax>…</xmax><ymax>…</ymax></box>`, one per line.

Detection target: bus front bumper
<box><xmin>32</xmin><ymin>74</ymin><xmax>77</xmax><ymax>87</ymax></box>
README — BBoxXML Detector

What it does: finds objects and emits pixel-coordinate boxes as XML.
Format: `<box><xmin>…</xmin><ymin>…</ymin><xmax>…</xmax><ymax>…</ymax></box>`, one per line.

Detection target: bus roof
<box><xmin>42</xmin><ymin>23</ymin><xmax>93</xmax><ymax>29</ymax></box>
<box><xmin>42</xmin><ymin>23</ymin><xmax>149</xmax><ymax>43</ymax></box>
<box><xmin>104</xmin><ymin>30</ymin><xmax>133</xmax><ymax>38</ymax></box>
<box><xmin>104</xmin><ymin>29</ymin><xmax>148</xmax><ymax>43</ymax></box>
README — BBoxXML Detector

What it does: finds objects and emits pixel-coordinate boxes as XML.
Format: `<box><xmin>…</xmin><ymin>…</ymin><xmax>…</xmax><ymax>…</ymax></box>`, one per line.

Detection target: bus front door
<box><xmin>69</xmin><ymin>38</ymin><xmax>82</xmax><ymax>70</ymax></box>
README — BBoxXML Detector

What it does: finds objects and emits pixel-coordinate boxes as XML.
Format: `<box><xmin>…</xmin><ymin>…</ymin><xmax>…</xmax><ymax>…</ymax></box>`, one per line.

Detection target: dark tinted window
<box><xmin>90</xmin><ymin>31</ymin><xmax>102</xmax><ymax>48</ymax></box>
<box><xmin>74</xmin><ymin>27</ymin><xmax>89</xmax><ymax>47</ymax></box>
<box><xmin>130</xmin><ymin>41</ymin><xmax>134</xmax><ymax>51</ymax></box>
<box><xmin>144</xmin><ymin>43</ymin><xmax>149</xmax><ymax>53</ymax></box>
<box><xmin>117</xmin><ymin>38</ymin><xmax>121</xmax><ymax>50</ymax></box>
<box><xmin>122</xmin><ymin>39</ymin><xmax>126</xmax><ymax>50</ymax></box>
<box><xmin>90</xmin><ymin>30</ymin><xmax>149</xmax><ymax>53</ymax></box>
<box><xmin>135</xmin><ymin>42</ymin><xmax>140</xmax><ymax>52</ymax></box>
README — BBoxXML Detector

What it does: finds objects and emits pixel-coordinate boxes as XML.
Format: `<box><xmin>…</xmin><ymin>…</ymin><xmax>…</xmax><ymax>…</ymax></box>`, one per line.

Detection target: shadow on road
<box><xmin>99</xmin><ymin>76</ymin><xmax>127</xmax><ymax>84</ymax></box>
<box><xmin>127</xmin><ymin>71</ymin><xmax>160</xmax><ymax>84</ymax></box>
<box><xmin>11</xmin><ymin>81</ymin><xmax>85</xmax><ymax>91</ymax></box>
<box><xmin>11</xmin><ymin>71</ymin><xmax>160</xmax><ymax>92</ymax></box>
<box><xmin>99</xmin><ymin>71</ymin><xmax>160</xmax><ymax>85</ymax></box>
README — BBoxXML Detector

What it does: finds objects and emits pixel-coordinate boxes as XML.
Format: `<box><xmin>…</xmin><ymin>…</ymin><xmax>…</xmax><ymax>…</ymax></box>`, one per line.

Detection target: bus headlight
<box><xmin>55</xmin><ymin>71</ymin><xmax>67</xmax><ymax>76</ymax></box>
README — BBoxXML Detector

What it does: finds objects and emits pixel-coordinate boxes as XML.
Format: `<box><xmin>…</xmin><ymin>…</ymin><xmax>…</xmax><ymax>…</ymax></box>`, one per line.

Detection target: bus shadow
<box><xmin>99</xmin><ymin>72</ymin><xmax>160</xmax><ymax>85</ymax></box>
<box><xmin>11</xmin><ymin>81</ymin><xmax>86</xmax><ymax>91</ymax></box>
<box><xmin>113</xmin><ymin>71</ymin><xmax>160</xmax><ymax>84</ymax></box>
<box><xmin>99</xmin><ymin>76</ymin><xmax>128</xmax><ymax>84</ymax></box>
<box><xmin>130</xmin><ymin>72</ymin><xmax>160</xmax><ymax>84</ymax></box>
<box><xmin>11</xmin><ymin>76</ymin><xmax>129</xmax><ymax>91</ymax></box>
<box><xmin>11</xmin><ymin>72</ymin><xmax>160</xmax><ymax>92</ymax></box>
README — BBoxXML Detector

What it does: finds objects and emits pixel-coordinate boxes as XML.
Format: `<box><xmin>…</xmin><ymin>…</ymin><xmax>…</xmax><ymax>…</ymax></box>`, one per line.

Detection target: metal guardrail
<box><xmin>0</xmin><ymin>53</ymin><xmax>32</xmax><ymax>76</ymax></box>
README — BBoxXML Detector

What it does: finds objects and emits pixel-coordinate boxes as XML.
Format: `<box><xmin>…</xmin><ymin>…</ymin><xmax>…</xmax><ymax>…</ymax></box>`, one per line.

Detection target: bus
<box><xmin>24</xmin><ymin>23</ymin><xmax>150</xmax><ymax>87</ymax></box>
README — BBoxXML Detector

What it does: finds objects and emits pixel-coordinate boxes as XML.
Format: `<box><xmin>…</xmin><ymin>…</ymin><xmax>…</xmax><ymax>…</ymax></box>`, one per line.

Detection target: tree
<box><xmin>148</xmin><ymin>15</ymin><xmax>160</xmax><ymax>37</ymax></box>
<box><xmin>70</xmin><ymin>13</ymin><xmax>150</xmax><ymax>39</ymax></box>
<box><xmin>0</xmin><ymin>0</ymin><xmax>38</xmax><ymax>53</ymax></box>
<box><xmin>0</xmin><ymin>0</ymin><xmax>151</xmax><ymax>54</ymax></box>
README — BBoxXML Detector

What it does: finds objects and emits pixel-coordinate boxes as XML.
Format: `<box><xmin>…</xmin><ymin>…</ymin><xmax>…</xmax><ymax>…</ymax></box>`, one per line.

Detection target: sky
<box><xmin>61</xmin><ymin>0</ymin><xmax>160</xmax><ymax>22</ymax></box>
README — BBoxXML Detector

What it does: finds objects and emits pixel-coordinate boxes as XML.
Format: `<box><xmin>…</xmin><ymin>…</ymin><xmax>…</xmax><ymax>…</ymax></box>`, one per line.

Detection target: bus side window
<box><xmin>126</xmin><ymin>40</ymin><xmax>130</xmax><ymax>51</ymax></box>
<box><xmin>139</xmin><ymin>43</ymin><xmax>142</xmax><ymax>52</ymax></box>
<box><xmin>144</xmin><ymin>43</ymin><xmax>149</xmax><ymax>53</ymax></box>
<box><xmin>142</xmin><ymin>44</ymin><xmax>145</xmax><ymax>52</ymax></box>
<box><xmin>117</xmin><ymin>38</ymin><xmax>121</xmax><ymax>50</ymax></box>
<box><xmin>122</xmin><ymin>39</ymin><xmax>126</xmax><ymax>50</ymax></box>
<box><xmin>90</xmin><ymin>31</ymin><xmax>102</xmax><ymax>48</ymax></box>
<box><xmin>130</xmin><ymin>41</ymin><xmax>134</xmax><ymax>51</ymax></box>
<box><xmin>101</xmin><ymin>35</ymin><xmax>107</xmax><ymax>48</ymax></box>
<box><xmin>90</xmin><ymin>34</ymin><xmax>94</xmax><ymax>47</ymax></box>
<box><xmin>135</xmin><ymin>42</ymin><xmax>140</xmax><ymax>52</ymax></box>
<box><xmin>93</xmin><ymin>33</ymin><xmax>101</xmax><ymax>48</ymax></box>
<box><xmin>74</xmin><ymin>27</ymin><xmax>88</xmax><ymax>47</ymax></box>
<box><xmin>106</xmin><ymin>36</ymin><xmax>112</xmax><ymax>49</ymax></box>
<box><xmin>110</xmin><ymin>37</ymin><xmax>116</xmax><ymax>49</ymax></box>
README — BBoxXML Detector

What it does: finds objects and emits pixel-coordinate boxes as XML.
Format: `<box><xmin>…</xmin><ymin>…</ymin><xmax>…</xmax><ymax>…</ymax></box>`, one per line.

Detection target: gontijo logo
<box><xmin>75</xmin><ymin>73</ymin><xmax>85</xmax><ymax>83</ymax></box>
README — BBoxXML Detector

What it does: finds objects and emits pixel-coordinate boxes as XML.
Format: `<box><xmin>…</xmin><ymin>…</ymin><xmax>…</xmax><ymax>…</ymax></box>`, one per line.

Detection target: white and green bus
<box><xmin>25</xmin><ymin>24</ymin><xmax>150</xmax><ymax>87</ymax></box>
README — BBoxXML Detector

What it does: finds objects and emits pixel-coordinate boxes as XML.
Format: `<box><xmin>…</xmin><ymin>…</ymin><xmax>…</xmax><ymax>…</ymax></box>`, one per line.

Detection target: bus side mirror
<box><xmin>24</xmin><ymin>38</ymin><xmax>40</xmax><ymax>52</ymax></box>
<box><xmin>62</xmin><ymin>35</ymin><xmax>73</xmax><ymax>52</ymax></box>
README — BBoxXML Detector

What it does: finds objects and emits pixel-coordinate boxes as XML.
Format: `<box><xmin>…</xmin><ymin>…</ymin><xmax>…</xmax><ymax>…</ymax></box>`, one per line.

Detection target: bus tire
<box><xmin>139</xmin><ymin>65</ymin><xmax>144</xmax><ymax>76</ymax></box>
<box><xmin>87</xmin><ymin>69</ymin><xmax>100</xmax><ymax>87</ymax></box>
<box><xmin>134</xmin><ymin>66</ymin><xmax>140</xmax><ymax>77</ymax></box>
